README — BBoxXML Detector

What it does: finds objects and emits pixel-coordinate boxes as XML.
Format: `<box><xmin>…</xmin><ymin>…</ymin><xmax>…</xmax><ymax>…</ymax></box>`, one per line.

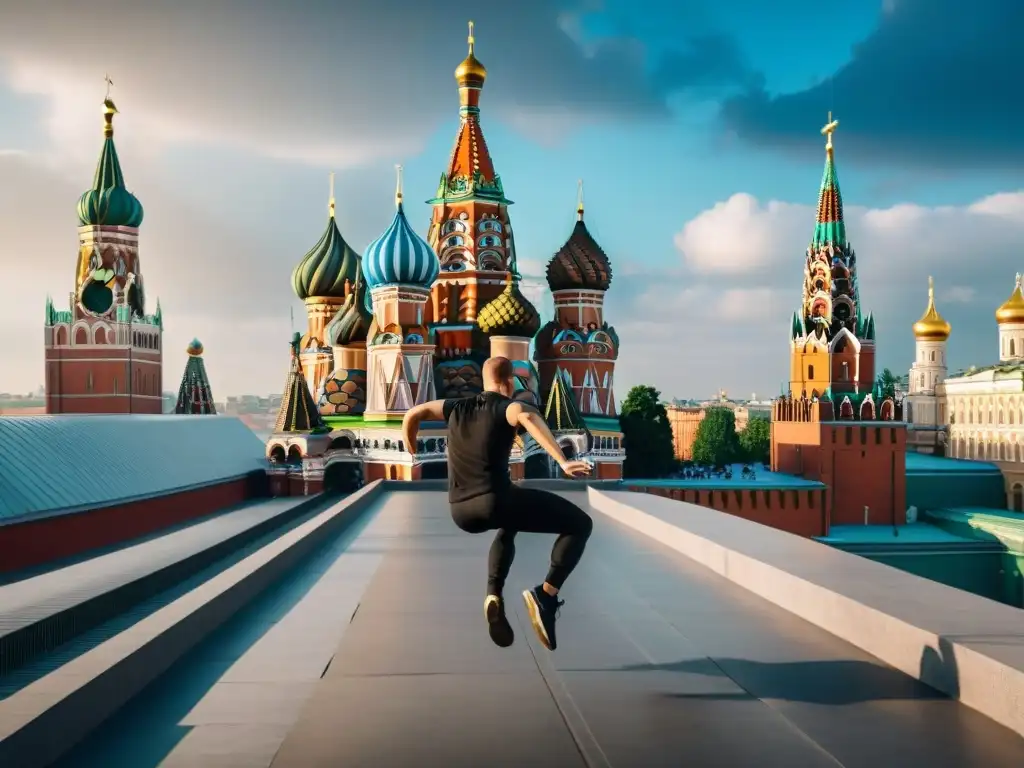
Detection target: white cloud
<box><xmin>603</xmin><ymin>190</ymin><xmax>1024</xmax><ymax>401</ymax></box>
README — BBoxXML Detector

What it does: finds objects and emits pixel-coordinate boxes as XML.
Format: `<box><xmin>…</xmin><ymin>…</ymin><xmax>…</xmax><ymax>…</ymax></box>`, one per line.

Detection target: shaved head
<box><xmin>483</xmin><ymin>356</ymin><xmax>514</xmax><ymax>396</ymax></box>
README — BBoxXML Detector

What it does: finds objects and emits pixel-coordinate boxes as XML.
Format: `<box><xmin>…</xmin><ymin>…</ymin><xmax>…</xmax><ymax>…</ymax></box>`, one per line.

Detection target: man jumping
<box><xmin>402</xmin><ymin>357</ymin><xmax>594</xmax><ymax>651</ymax></box>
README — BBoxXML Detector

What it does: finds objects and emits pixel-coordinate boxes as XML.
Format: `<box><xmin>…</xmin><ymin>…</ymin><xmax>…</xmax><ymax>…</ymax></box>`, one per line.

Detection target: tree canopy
<box><xmin>738</xmin><ymin>415</ymin><xmax>770</xmax><ymax>464</ymax></box>
<box><xmin>620</xmin><ymin>385</ymin><xmax>676</xmax><ymax>478</ymax></box>
<box><xmin>690</xmin><ymin>407</ymin><xmax>740</xmax><ymax>467</ymax></box>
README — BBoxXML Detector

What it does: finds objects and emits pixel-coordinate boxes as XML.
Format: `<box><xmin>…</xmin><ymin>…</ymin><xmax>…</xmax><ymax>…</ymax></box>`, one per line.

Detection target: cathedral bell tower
<box><xmin>426</xmin><ymin>22</ymin><xmax>517</xmax><ymax>398</ymax></box>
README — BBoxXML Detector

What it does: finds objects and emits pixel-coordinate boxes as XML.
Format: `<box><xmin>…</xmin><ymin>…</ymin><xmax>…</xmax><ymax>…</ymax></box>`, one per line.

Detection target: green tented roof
<box><xmin>0</xmin><ymin>415</ymin><xmax>266</xmax><ymax>523</ymax></box>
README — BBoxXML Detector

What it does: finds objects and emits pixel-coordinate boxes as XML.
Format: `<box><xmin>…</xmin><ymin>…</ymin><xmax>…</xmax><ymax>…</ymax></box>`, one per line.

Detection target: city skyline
<box><xmin>1</xmin><ymin>0</ymin><xmax>1021</xmax><ymax>399</ymax></box>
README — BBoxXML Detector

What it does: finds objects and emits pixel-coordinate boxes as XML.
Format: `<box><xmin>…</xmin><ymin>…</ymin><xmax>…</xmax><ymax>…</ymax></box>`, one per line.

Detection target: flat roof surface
<box><xmin>249</xmin><ymin>492</ymin><xmax>1021</xmax><ymax>766</ymax></box>
<box><xmin>906</xmin><ymin>452</ymin><xmax>1001</xmax><ymax>474</ymax></box>
<box><xmin>818</xmin><ymin>523</ymin><xmax>980</xmax><ymax>545</ymax></box>
<box><xmin>626</xmin><ymin>463</ymin><xmax>824</xmax><ymax>489</ymax></box>
<box><xmin>0</xmin><ymin>415</ymin><xmax>267</xmax><ymax>522</ymax></box>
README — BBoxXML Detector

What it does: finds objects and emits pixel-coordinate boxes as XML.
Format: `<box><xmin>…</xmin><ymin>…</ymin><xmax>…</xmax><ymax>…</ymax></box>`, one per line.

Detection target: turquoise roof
<box><xmin>0</xmin><ymin>416</ymin><xmax>266</xmax><ymax>523</ymax></box>
<box><xmin>905</xmin><ymin>453</ymin><xmax>1001</xmax><ymax>475</ymax></box>
<box><xmin>362</xmin><ymin>201</ymin><xmax>439</xmax><ymax>290</ymax></box>
<box><xmin>292</xmin><ymin>212</ymin><xmax>360</xmax><ymax>301</ymax></box>
<box><xmin>811</xmin><ymin>149</ymin><xmax>845</xmax><ymax>247</ymax></box>
<box><xmin>76</xmin><ymin>104</ymin><xmax>144</xmax><ymax>228</ymax></box>
<box><xmin>819</xmin><ymin>523</ymin><xmax>976</xmax><ymax>545</ymax></box>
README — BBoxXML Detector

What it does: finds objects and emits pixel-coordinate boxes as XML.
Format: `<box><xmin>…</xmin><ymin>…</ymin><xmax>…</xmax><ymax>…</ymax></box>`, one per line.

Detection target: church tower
<box><xmin>995</xmin><ymin>273</ymin><xmax>1024</xmax><ymax>362</ymax></box>
<box><xmin>174</xmin><ymin>338</ymin><xmax>217</xmax><ymax>415</ymax></box>
<box><xmin>363</xmin><ymin>166</ymin><xmax>441</xmax><ymax>417</ymax></box>
<box><xmin>771</xmin><ymin>114</ymin><xmax>905</xmax><ymax>531</ymax></box>
<box><xmin>787</xmin><ymin>113</ymin><xmax>876</xmax><ymax>402</ymax></box>
<box><xmin>907</xmin><ymin>277</ymin><xmax>950</xmax><ymax>454</ymax></box>
<box><xmin>292</xmin><ymin>173</ymin><xmax>361</xmax><ymax>398</ymax></box>
<box><xmin>44</xmin><ymin>85</ymin><xmax>164</xmax><ymax>414</ymax></box>
<box><xmin>535</xmin><ymin>184</ymin><xmax>618</xmax><ymax>416</ymax></box>
<box><xmin>426</xmin><ymin>22</ymin><xmax>517</xmax><ymax>397</ymax></box>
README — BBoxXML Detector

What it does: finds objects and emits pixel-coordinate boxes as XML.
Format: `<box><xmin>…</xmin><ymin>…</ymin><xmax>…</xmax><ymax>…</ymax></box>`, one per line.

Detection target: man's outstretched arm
<box><xmin>506</xmin><ymin>401</ymin><xmax>592</xmax><ymax>477</ymax></box>
<box><xmin>402</xmin><ymin>399</ymin><xmax>448</xmax><ymax>455</ymax></box>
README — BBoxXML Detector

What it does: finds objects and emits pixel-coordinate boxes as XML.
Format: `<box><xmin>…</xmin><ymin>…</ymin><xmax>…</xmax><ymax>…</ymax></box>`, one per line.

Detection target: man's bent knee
<box><xmin>573</xmin><ymin>509</ymin><xmax>594</xmax><ymax>538</ymax></box>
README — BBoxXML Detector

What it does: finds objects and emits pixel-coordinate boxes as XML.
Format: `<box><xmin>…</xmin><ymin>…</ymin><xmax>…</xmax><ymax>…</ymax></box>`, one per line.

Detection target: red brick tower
<box><xmin>44</xmin><ymin>88</ymin><xmax>163</xmax><ymax>414</ymax></box>
<box><xmin>771</xmin><ymin>114</ymin><xmax>906</xmax><ymax>529</ymax></box>
<box><xmin>425</xmin><ymin>22</ymin><xmax>517</xmax><ymax>397</ymax></box>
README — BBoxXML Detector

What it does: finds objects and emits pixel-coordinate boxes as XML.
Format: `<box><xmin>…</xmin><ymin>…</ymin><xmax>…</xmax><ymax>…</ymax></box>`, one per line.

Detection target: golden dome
<box><xmin>455</xmin><ymin>21</ymin><xmax>487</xmax><ymax>84</ymax></box>
<box><xmin>997</xmin><ymin>273</ymin><xmax>1024</xmax><ymax>325</ymax></box>
<box><xmin>913</xmin><ymin>276</ymin><xmax>951</xmax><ymax>341</ymax></box>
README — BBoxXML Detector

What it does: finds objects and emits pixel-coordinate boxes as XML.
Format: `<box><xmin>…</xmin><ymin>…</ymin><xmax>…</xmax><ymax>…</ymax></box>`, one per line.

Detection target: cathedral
<box><xmin>266</xmin><ymin>24</ymin><xmax>625</xmax><ymax>493</ymax></box>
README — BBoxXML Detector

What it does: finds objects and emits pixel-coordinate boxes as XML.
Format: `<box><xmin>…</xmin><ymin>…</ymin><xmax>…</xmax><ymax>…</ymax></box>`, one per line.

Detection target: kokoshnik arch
<box><xmin>265</xmin><ymin>23</ymin><xmax>626</xmax><ymax>493</ymax></box>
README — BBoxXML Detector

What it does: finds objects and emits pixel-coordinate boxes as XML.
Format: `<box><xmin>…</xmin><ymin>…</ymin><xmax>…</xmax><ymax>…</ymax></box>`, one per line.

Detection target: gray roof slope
<box><xmin>0</xmin><ymin>415</ymin><xmax>267</xmax><ymax>522</ymax></box>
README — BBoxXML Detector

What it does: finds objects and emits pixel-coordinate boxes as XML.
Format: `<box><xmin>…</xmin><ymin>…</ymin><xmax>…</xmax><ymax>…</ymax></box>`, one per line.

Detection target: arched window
<box><xmin>808</xmin><ymin>364</ymin><xmax>815</xmax><ymax>379</ymax></box>
<box><xmin>442</xmin><ymin>219</ymin><xmax>467</xmax><ymax>235</ymax></box>
<box><xmin>478</xmin><ymin>234</ymin><xmax>501</xmax><ymax>248</ymax></box>
<box><xmin>1012</xmin><ymin>339</ymin><xmax>1017</xmax><ymax>357</ymax></box>
<box><xmin>930</xmin><ymin>350</ymin><xmax>935</xmax><ymax>362</ymax></box>
<box><xmin>445</xmin><ymin>235</ymin><xmax>465</xmax><ymax>248</ymax></box>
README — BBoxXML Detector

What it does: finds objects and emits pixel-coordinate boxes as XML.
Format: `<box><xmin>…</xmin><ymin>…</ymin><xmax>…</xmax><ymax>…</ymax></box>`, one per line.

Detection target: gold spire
<box><xmin>821</xmin><ymin>111</ymin><xmax>839</xmax><ymax>156</ymax></box>
<box><xmin>576</xmin><ymin>179</ymin><xmax>584</xmax><ymax>221</ymax></box>
<box><xmin>913</xmin><ymin>275</ymin><xmax>951</xmax><ymax>341</ymax></box>
<box><xmin>394</xmin><ymin>164</ymin><xmax>404</xmax><ymax>208</ymax></box>
<box><xmin>996</xmin><ymin>272</ymin><xmax>1024</xmax><ymax>325</ymax></box>
<box><xmin>455</xmin><ymin>20</ymin><xmax>488</xmax><ymax>84</ymax></box>
<box><xmin>102</xmin><ymin>74</ymin><xmax>118</xmax><ymax>138</ymax></box>
<box><xmin>328</xmin><ymin>171</ymin><xmax>336</xmax><ymax>218</ymax></box>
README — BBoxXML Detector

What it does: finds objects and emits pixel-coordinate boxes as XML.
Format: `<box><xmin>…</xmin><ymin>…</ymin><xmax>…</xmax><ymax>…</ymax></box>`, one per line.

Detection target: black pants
<box><xmin>450</xmin><ymin>486</ymin><xmax>594</xmax><ymax>595</ymax></box>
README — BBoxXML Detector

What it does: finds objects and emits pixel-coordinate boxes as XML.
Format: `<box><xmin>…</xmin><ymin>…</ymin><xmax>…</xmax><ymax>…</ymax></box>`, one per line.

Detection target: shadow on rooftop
<box><xmin>605</xmin><ymin>651</ymin><xmax>957</xmax><ymax>705</ymax></box>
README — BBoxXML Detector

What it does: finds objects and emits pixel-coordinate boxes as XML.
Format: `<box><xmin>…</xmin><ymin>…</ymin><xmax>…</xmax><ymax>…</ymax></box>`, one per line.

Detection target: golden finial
<box><xmin>455</xmin><ymin>21</ymin><xmax>487</xmax><ymax>83</ymax></box>
<box><xmin>395</xmin><ymin>164</ymin><xmax>404</xmax><ymax>208</ymax></box>
<box><xmin>328</xmin><ymin>171</ymin><xmax>336</xmax><ymax>218</ymax></box>
<box><xmin>102</xmin><ymin>74</ymin><xmax>118</xmax><ymax>138</ymax></box>
<box><xmin>576</xmin><ymin>179</ymin><xmax>584</xmax><ymax>220</ymax></box>
<box><xmin>821</xmin><ymin>111</ymin><xmax>839</xmax><ymax>154</ymax></box>
<box><xmin>914</xmin><ymin>274</ymin><xmax>951</xmax><ymax>341</ymax></box>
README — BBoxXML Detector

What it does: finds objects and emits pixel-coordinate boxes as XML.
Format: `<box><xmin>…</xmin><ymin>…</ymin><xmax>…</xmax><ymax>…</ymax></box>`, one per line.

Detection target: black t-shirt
<box><xmin>444</xmin><ymin>392</ymin><xmax>517</xmax><ymax>503</ymax></box>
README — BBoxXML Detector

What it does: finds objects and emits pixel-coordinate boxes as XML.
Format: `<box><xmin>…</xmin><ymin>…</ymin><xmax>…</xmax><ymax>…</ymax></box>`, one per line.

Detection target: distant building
<box><xmin>174</xmin><ymin>339</ymin><xmax>217</xmax><ymax>415</ymax></box>
<box><xmin>43</xmin><ymin>93</ymin><xmax>164</xmax><ymax>414</ymax></box>
<box><xmin>665</xmin><ymin>393</ymin><xmax>772</xmax><ymax>461</ymax></box>
<box><xmin>769</xmin><ymin>114</ymin><xmax>907</xmax><ymax>528</ymax></box>
<box><xmin>938</xmin><ymin>273</ymin><xmax>1024</xmax><ymax>510</ymax></box>
<box><xmin>906</xmin><ymin>276</ymin><xmax>950</xmax><ymax>455</ymax></box>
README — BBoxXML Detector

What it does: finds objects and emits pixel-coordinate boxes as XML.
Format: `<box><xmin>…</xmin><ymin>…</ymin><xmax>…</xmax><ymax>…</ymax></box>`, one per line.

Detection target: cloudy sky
<box><xmin>1</xmin><ymin>0</ymin><xmax>1021</xmax><ymax>402</ymax></box>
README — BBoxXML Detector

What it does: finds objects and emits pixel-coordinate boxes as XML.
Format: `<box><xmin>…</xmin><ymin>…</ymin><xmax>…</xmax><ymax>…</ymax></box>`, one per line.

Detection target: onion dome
<box><xmin>186</xmin><ymin>337</ymin><xmax>204</xmax><ymax>356</ymax></box>
<box><xmin>913</xmin><ymin>277</ymin><xmax>951</xmax><ymax>341</ymax></box>
<box><xmin>326</xmin><ymin>269</ymin><xmax>372</xmax><ymax>346</ymax></box>
<box><xmin>546</xmin><ymin>182</ymin><xmax>612</xmax><ymax>292</ymax></box>
<box><xmin>478</xmin><ymin>274</ymin><xmax>541</xmax><ymax>338</ymax></box>
<box><xmin>997</xmin><ymin>273</ymin><xmax>1024</xmax><ymax>325</ymax></box>
<box><xmin>362</xmin><ymin>165</ymin><xmax>439</xmax><ymax>290</ymax></box>
<box><xmin>292</xmin><ymin>174</ymin><xmax>360</xmax><ymax>301</ymax></box>
<box><xmin>76</xmin><ymin>97</ymin><xmax>145</xmax><ymax>228</ymax></box>
<box><xmin>455</xmin><ymin>21</ymin><xmax>487</xmax><ymax>85</ymax></box>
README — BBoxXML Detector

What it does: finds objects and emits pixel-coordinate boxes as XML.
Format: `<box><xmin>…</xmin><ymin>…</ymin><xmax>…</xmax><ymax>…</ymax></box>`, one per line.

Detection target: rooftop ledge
<box><xmin>588</xmin><ymin>488</ymin><xmax>1024</xmax><ymax>738</ymax></box>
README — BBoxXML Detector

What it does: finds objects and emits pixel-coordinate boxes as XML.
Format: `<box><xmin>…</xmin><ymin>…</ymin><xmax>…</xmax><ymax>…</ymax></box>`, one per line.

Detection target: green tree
<box><xmin>690</xmin><ymin>407</ymin><xmax>740</xmax><ymax>467</ymax></box>
<box><xmin>620</xmin><ymin>385</ymin><xmax>676</xmax><ymax>479</ymax></box>
<box><xmin>876</xmin><ymin>368</ymin><xmax>900</xmax><ymax>399</ymax></box>
<box><xmin>738</xmin><ymin>415</ymin><xmax>770</xmax><ymax>464</ymax></box>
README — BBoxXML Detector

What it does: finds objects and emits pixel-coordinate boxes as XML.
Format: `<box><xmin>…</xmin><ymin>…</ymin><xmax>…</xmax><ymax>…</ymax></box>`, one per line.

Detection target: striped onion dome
<box><xmin>477</xmin><ymin>274</ymin><xmax>541</xmax><ymax>338</ymax></box>
<box><xmin>362</xmin><ymin>166</ymin><xmax>439</xmax><ymax>290</ymax></box>
<box><xmin>326</xmin><ymin>270</ymin><xmax>372</xmax><ymax>346</ymax></box>
<box><xmin>292</xmin><ymin>182</ymin><xmax>360</xmax><ymax>301</ymax></box>
<box><xmin>77</xmin><ymin>99</ymin><xmax>144</xmax><ymax>228</ymax></box>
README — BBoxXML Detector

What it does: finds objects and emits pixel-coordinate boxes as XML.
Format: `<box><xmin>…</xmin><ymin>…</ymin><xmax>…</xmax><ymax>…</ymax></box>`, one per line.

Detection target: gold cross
<box><xmin>468</xmin><ymin>21</ymin><xmax>475</xmax><ymax>54</ymax></box>
<box><xmin>821</xmin><ymin>111</ymin><xmax>839</xmax><ymax>151</ymax></box>
<box><xmin>104</xmin><ymin>73</ymin><xmax>113</xmax><ymax>99</ymax></box>
<box><xmin>576</xmin><ymin>179</ymin><xmax>584</xmax><ymax>215</ymax></box>
<box><xmin>328</xmin><ymin>171</ymin><xmax>336</xmax><ymax>217</ymax></box>
<box><xmin>395</xmin><ymin>164</ymin><xmax>404</xmax><ymax>205</ymax></box>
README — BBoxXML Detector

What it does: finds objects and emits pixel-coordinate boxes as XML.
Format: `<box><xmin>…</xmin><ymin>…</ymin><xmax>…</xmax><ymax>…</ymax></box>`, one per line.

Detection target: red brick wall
<box><xmin>0</xmin><ymin>473</ymin><xmax>268</xmax><ymax>575</ymax></box>
<box><xmin>626</xmin><ymin>485</ymin><xmax>827</xmax><ymax>538</ymax></box>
